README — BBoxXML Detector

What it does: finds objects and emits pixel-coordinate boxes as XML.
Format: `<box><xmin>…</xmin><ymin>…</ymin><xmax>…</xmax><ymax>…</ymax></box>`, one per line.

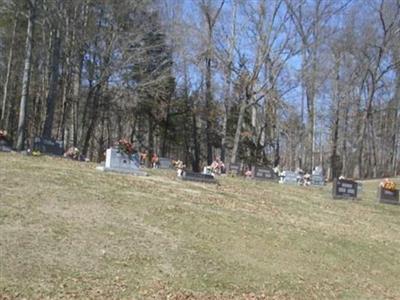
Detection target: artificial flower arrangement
<box><xmin>380</xmin><ymin>178</ymin><xmax>397</xmax><ymax>192</ymax></box>
<box><xmin>245</xmin><ymin>169</ymin><xmax>252</xmax><ymax>178</ymax></box>
<box><xmin>32</xmin><ymin>150</ymin><xmax>41</xmax><ymax>156</ymax></box>
<box><xmin>172</xmin><ymin>160</ymin><xmax>186</xmax><ymax>176</ymax></box>
<box><xmin>64</xmin><ymin>147</ymin><xmax>81</xmax><ymax>160</ymax></box>
<box><xmin>116</xmin><ymin>139</ymin><xmax>134</xmax><ymax>156</ymax></box>
<box><xmin>0</xmin><ymin>129</ymin><xmax>8</xmax><ymax>141</ymax></box>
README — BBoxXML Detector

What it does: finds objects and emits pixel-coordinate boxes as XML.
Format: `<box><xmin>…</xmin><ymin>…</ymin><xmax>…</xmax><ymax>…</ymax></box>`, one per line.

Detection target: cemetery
<box><xmin>0</xmin><ymin>0</ymin><xmax>399</xmax><ymax>298</ymax></box>
<box><xmin>1</xmin><ymin>151</ymin><xmax>400</xmax><ymax>299</ymax></box>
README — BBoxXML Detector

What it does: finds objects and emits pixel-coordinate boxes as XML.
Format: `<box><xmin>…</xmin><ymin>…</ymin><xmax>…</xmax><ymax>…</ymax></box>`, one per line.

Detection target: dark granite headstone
<box><xmin>253</xmin><ymin>166</ymin><xmax>277</xmax><ymax>181</ymax></box>
<box><xmin>377</xmin><ymin>187</ymin><xmax>399</xmax><ymax>205</ymax></box>
<box><xmin>332</xmin><ymin>179</ymin><xmax>358</xmax><ymax>199</ymax></box>
<box><xmin>159</xmin><ymin>157</ymin><xmax>172</xmax><ymax>169</ymax></box>
<box><xmin>33</xmin><ymin>137</ymin><xmax>64</xmax><ymax>156</ymax></box>
<box><xmin>228</xmin><ymin>163</ymin><xmax>242</xmax><ymax>175</ymax></box>
<box><xmin>0</xmin><ymin>139</ymin><xmax>12</xmax><ymax>152</ymax></box>
<box><xmin>181</xmin><ymin>171</ymin><xmax>217</xmax><ymax>184</ymax></box>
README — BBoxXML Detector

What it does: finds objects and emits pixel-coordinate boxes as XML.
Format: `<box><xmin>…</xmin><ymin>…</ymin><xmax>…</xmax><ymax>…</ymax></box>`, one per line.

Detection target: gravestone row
<box><xmin>10</xmin><ymin>143</ymin><xmax>397</xmax><ymax>203</ymax></box>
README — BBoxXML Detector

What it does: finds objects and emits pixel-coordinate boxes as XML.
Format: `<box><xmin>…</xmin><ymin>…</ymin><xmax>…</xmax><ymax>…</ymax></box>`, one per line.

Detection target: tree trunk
<box><xmin>42</xmin><ymin>27</ymin><xmax>61</xmax><ymax>139</ymax></box>
<box><xmin>147</xmin><ymin>114</ymin><xmax>154</xmax><ymax>168</ymax></box>
<box><xmin>1</xmin><ymin>15</ymin><xmax>18</xmax><ymax>129</ymax></box>
<box><xmin>161</xmin><ymin>100</ymin><xmax>171</xmax><ymax>157</ymax></box>
<box><xmin>391</xmin><ymin>66</ymin><xmax>400</xmax><ymax>175</ymax></box>
<box><xmin>356</xmin><ymin>77</ymin><xmax>375</xmax><ymax>178</ymax></box>
<box><xmin>230</xmin><ymin>99</ymin><xmax>247</xmax><ymax>164</ymax></box>
<box><xmin>17</xmin><ymin>0</ymin><xmax>36</xmax><ymax>151</ymax></box>
<box><xmin>192</xmin><ymin>105</ymin><xmax>200</xmax><ymax>172</ymax></box>
<box><xmin>220</xmin><ymin>103</ymin><xmax>228</xmax><ymax>162</ymax></box>
<box><xmin>82</xmin><ymin>86</ymin><xmax>100</xmax><ymax>156</ymax></box>
<box><xmin>205</xmin><ymin>56</ymin><xmax>213</xmax><ymax>165</ymax></box>
<box><xmin>330</xmin><ymin>56</ymin><xmax>341</xmax><ymax>180</ymax></box>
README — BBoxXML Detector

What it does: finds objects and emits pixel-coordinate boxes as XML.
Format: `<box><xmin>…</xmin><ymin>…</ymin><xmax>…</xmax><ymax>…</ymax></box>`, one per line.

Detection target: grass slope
<box><xmin>1</xmin><ymin>153</ymin><xmax>400</xmax><ymax>299</ymax></box>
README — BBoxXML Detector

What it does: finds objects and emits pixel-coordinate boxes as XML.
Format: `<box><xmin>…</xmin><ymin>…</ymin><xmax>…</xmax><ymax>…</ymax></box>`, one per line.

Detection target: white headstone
<box><xmin>282</xmin><ymin>171</ymin><xmax>299</xmax><ymax>185</ymax></box>
<box><xmin>97</xmin><ymin>148</ymin><xmax>147</xmax><ymax>176</ymax></box>
<box><xmin>158</xmin><ymin>157</ymin><xmax>172</xmax><ymax>169</ymax></box>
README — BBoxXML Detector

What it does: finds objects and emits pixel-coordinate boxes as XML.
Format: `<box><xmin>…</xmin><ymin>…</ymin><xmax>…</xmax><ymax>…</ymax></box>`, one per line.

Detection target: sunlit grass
<box><xmin>1</xmin><ymin>152</ymin><xmax>399</xmax><ymax>299</ymax></box>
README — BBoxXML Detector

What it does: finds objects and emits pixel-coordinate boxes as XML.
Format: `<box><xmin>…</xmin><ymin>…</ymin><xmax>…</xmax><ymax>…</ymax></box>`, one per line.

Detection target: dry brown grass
<box><xmin>1</xmin><ymin>152</ymin><xmax>400</xmax><ymax>299</ymax></box>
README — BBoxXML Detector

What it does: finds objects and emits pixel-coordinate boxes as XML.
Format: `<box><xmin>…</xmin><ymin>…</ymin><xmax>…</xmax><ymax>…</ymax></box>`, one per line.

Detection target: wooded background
<box><xmin>0</xmin><ymin>0</ymin><xmax>399</xmax><ymax>179</ymax></box>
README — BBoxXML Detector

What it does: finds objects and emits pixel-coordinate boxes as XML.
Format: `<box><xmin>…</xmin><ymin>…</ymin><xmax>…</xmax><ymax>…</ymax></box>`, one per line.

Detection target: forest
<box><xmin>0</xmin><ymin>0</ymin><xmax>399</xmax><ymax>179</ymax></box>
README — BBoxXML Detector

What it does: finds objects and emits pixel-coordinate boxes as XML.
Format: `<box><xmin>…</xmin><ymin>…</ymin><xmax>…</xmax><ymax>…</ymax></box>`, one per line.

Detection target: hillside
<box><xmin>1</xmin><ymin>153</ymin><xmax>400</xmax><ymax>299</ymax></box>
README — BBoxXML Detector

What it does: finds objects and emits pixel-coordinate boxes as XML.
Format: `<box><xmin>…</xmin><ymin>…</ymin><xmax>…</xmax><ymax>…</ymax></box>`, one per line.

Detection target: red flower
<box><xmin>116</xmin><ymin>139</ymin><xmax>135</xmax><ymax>156</ymax></box>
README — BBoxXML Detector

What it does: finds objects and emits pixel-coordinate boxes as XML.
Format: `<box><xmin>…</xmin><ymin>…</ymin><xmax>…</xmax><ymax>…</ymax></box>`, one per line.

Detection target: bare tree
<box><xmin>16</xmin><ymin>0</ymin><xmax>36</xmax><ymax>150</ymax></box>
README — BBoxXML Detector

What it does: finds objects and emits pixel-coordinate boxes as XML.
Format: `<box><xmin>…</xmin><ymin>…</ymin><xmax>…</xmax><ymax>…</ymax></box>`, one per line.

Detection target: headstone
<box><xmin>0</xmin><ymin>139</ymin><xmax>12</xmax><ymax>152</ymax></box>
<box><xmin>203</xmin><ymin>166</ymin><xmax>213</xmax><ymax>175</ymax></box>
<box><xmin>253</xmin><ymin>166</ymin><xmax>277</xmax><ymax>181</ymax></box>
<box><xmin>282</xmin><ymin>171</ymin><xmax>298</xmax><ymax>185</ymax></box>
<box><xmin>228</xmin><ymin>163</ymin><xmax>242</xmax><ymax>176</ymax></box>
<box><xmin>332</xmin><ymin>179</ymin><xmax>358</xmax><ymax>199</ymax></box>
<box><xmin>311</xmin><ymin>174</ymin><xmax>325</xmax><ymax>186</ymax></box>
<box><xmin>356</xmin><ymin>181</ymin><xmax>363</xmax><ymax>195</ymax></box>
<box><xmin>158</xmin><ymin>157</ymin><xmax>172</xmax><ymax>169</ymax></box>
<box><xmin>377</xmin><ymin>187</ymin><xmax>399</xmax><ymax>205</ymax></box>
<box><xmin>310</xmin><ymin>166</ymin><xmax>325</xmax><ymax>186</ymax></box>
<box><xmin>180</xmin><ymin>171</ymin><xmax>217</xmax><ymax>184</ymax></box>
<box><xmin>313</xmin><ymin>166</ymin><xmax>323</xmax><ymax>176</ymax></box>
<box><xmin>96</xmin><ymin>148</ymin><xmax>147</xmax><ymax>176</ymax></box>
<box><xmin>33</xmin><ymin>137</ymin><xmax>64</xmax><ymax>156</ymax></box>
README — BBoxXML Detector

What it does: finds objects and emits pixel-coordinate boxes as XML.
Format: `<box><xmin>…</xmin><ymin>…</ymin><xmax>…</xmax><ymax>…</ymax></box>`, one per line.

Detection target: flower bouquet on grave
<box><xmin>64</xmin><ymin>147</ymin><xmax>81</xmax><ymax>160</ymax></box>
<box><xmin>173</xmin><ymin>160</ymin><xmax>185</xmax><ymax>176</ymax></box>
<box><xmin>116</xmin><ymin>139</ymin><xmax>135</xmax><ymax>157</ymax></box>
<box><xmin>380</xmin><ymin>178</ymin><xmax>396</xmax><ymax>192</ymax></box>
<box><xmin>32</xmin><ymin>150</ymin><xmax>41</xmax><ymax>156</ymax></box>
<box><xmin>0</xmin><ymin>129</ymin><xmax>9</xmax><ymax>143</ymax></box>
<box><xmin>245</xmin><ymin>169</ymin><xmax>252</xmax><ymax>179</ymax></box>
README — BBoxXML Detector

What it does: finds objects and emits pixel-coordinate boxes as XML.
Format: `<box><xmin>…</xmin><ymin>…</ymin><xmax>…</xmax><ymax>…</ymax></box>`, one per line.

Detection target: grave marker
<box><xmin>180</xmin><ymin>171</ymin><xmax>217</xmax><ymax>184</ymax></box>
<box><xmin>97</xmin><ymin>148</ymin><xmax>147</xmax><ymax>176</ymax></box>
<box><xmin>377</xmin><ymin>187</ymin><xmax>399</xmax><ymax>205</ymax></box>
<box><xmin>357</xmin><ymin>181</ymin><xmax>363</xmax><ymax>195</ymax></box>
<box><xmin>33</xmin><ymin>137</ymin><xmax>64</xmax><ymax>156</ymax></box>
<box><xmin>159</xmin><ymin>157</ymin><xmax>172</xmax><ymax>169</ymax></box>
<box><xmin>0</xmin><ymin>140</ymin><xmax>12</xmax><ymax>152</ymax></box>
<box><xmin>282</xmin><ymin>171</ymin><xmax>298</xmax><ymax>185</ymax></box>
<box><xmin>311</xmin><ymin>174</ymin><xmax>325</xmax><ymax>186</ymax></box>
<box><xmin>228</xmin><ymin>163</ymin><xmax>242</xmax><ymax>176</ymax></box>
<box><xmin>332</xmin><ymin>179</ymin><xmax>358</xmax><ymax>199</ymax></box>
<box><xmin>253</xmin><ymin>166</ymin><xmax>277</xmax><ymax>181</ymax></box>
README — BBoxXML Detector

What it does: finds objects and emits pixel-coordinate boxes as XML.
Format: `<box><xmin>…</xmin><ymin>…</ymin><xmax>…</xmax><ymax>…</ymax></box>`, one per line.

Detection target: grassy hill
<box><xmin>1</xmin><ymin>152</ymin><xmax>400</xmax><ymax>299</ymax></box>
